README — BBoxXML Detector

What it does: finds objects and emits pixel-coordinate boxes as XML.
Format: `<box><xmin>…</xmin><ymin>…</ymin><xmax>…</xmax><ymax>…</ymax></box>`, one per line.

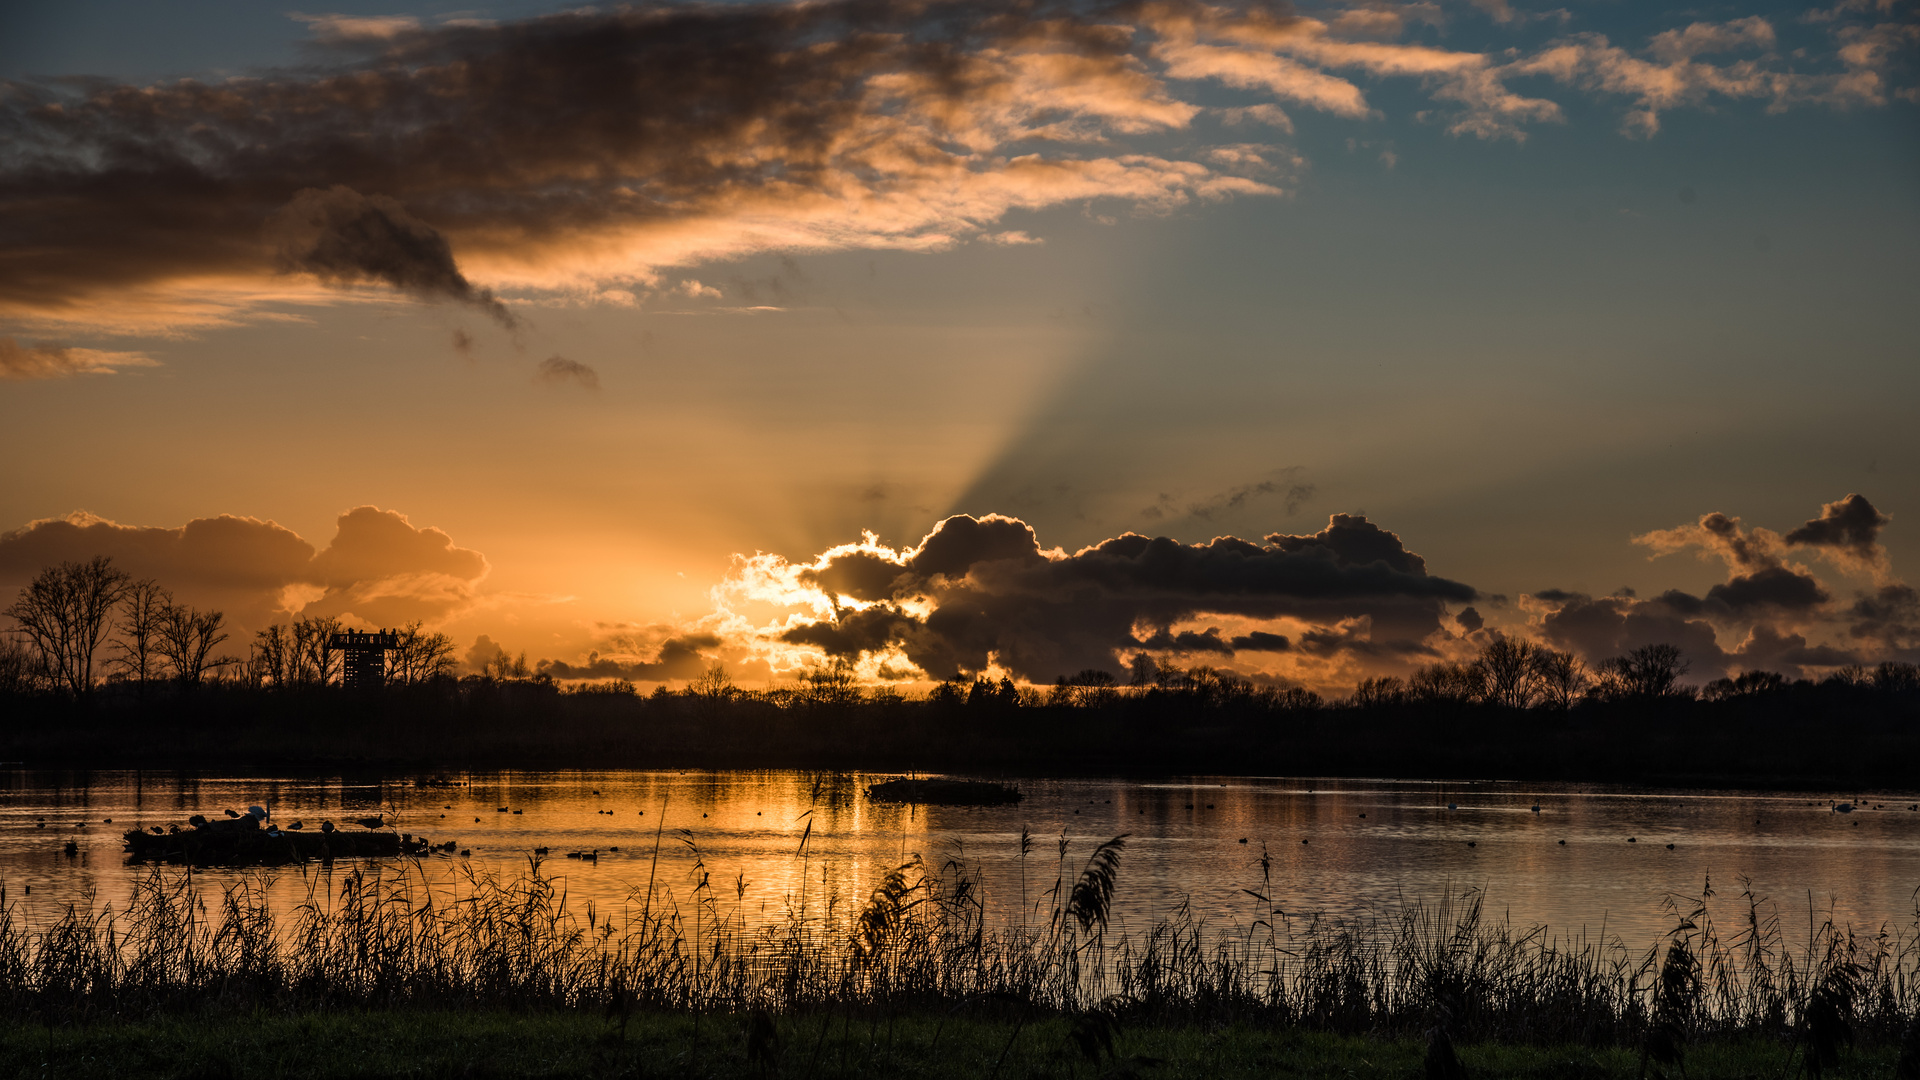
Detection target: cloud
<box><xmin>1139</xmin><ymin>470</ymin><xmax>1313</xmax><ymax>523</ymax></box>
<box><xmin>1218</xmin><ymin>104</ymin><xmax>1295</xmax><ymax>132</ymax></box>
<box><xmin>3</xmin><ymin>1</ymin><xmax>1897</xmax><ymax>334</ymax></box>
<box><xmin>0</xmin><ymin>2</ymin><xmax>1272</xmax><ymax>334</ymax></box>
<box><xmin>1704</xmin><ymin>565</ymin><xmax>1830</xmax><ymax>612</ymax></box>
<box><xmin>1633</xmin><ymin>506</ymin><xmax>1830</xmax><ymax>615</ymax></box>
<box><xmin>1532</xmin><ymin>492</ymin><xmax>1912</xmax><ymax>679</ymax></box>
<box><xmin>739</xmin><ymin>510</ymin><xmax>1474</xmax><ymax>682</ymax></box>
<box><xmin>1635</xmin><ymin>510</ymin><xmax>1782</xmax><ymax>570</ymax></box>
<box><xmin>290</xmin><ymin>13</ymin><xmax>424</xmax><ymax>42</ymax></box>
<box><xmin>1847</xmin><ymin>583</ymin><xmax>1919</xmax><ymax>658</ymax></box>
<box><xmin>271</xmin><ymin>186</ymin><xmax>518</xmax><ymax>329</ymax></box>
<box><xmin>0</xmin><ymin>506</ymin><xmax>488</xmax><ymax>634</ymax></box>
<box><xmin>1506</xmin><ymin>14</ymin><xmax>1905</xmax><ymax>136</ymax></box>
<box><xmin>464</xmin><ymin>634</ymin><xmax>507</xmax><ymax>673</ymax></box>
<box><xmin>0</xmin><ymin>338</ymin><xmax>156</xmax><ymax>379</ymax></box>
<box><xmin>538</xmin><ymin>633</ymin><xmax>721</xmax><ymax>682</ymax></box>
<box><xmin>1785</xmin><ymin>492</ymin><xmax>1892</xmax><ymax>577</ymax></box>
<box><xmin>536</xmin><ymin>355</ymin><xmax>600</xmax><ymax>390</ymax></box>
<box><xmin>1538</xmin><ymin>592</ymin><xmax>1731</xmax><ymax>676</ymax></box>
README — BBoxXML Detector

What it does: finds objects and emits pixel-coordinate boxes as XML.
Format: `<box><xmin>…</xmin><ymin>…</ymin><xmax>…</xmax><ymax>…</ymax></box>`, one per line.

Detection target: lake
<box><xmin>4</xmin><ymin>769</ymin><xmax>1917</xmax><ymax>951</ymax></box>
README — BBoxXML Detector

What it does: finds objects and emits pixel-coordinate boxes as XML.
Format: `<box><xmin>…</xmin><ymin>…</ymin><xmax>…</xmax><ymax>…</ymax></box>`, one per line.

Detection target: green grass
<box><xmin>0</xmin><ymin>1009</ymin><xmax>1907</xmax><ymax>1079</ymax></box>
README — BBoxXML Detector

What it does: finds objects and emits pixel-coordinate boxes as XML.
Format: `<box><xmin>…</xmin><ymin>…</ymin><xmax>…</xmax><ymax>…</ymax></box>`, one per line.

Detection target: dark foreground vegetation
<box><xmin>1</xmin><ymin>847</ymin><xmax>1917</xmax><ymax>1078</ymax></box>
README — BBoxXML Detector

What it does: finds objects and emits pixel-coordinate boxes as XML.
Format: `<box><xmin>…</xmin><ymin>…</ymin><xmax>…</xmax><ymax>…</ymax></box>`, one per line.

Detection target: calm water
<box><xmin>4</xmin><ymin>769</ymin><xmax>1918</xmax><ymax>950</ymax></box>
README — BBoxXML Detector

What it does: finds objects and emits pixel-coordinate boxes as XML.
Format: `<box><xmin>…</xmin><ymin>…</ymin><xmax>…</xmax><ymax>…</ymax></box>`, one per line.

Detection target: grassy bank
<box><xmin>4</xmin><ymin>1008</ymin><xmax>1914</xmax><ymax>1079</ymax></box>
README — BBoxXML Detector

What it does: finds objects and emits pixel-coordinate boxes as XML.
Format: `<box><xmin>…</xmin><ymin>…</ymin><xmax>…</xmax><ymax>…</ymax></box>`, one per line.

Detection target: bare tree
<box><xmin>156</xmin><ymin>605</ymin><xmax>232</xmax><ymax>687</ymax></box>
<box><xmin>1531</xmin><ymin>648</ymin><xmax>1587</xmax><ymax>710</ymax></box>
<box><xmin>688</xmin><ymin>662</ymin><xmax>737</xmax><ymax>720</ymax></box>
<box><xmin>1474</xmin><ymin>637</ymin><xmax>1541</xmax><ymax>709</ymax></box>
<box><xmin>1350</xmin><ymin>675</ymin><xmax>1407</xmax><ymax>708</ymax></box>
<box><xmin>251</xmin><ymin>624</ymin><xmax>295</xmax><ymax>687</ymax></box>
<box><xmin>482</xmin><ymin>649</ymin><xmax>530</xmax><ymax>680</ymax></box>
<box><xmin>110</xmin><ymin>579</ymin><xmax>172</xmax><ymax>691</ymax></box>
<box><xmin>0</xmin><ymin>632</ymin><xmax>44</xmax><ymax>694</ymax></box>
<box><xmin>292</xmin><ymin>616</ymin><xmax>343</xmax><ymax>685</ymax></box>
<box><xmin>3</xmin><ymin>556</ymin><xmax>131</xmax><ymax>697</ymax></box>
<box><xmin>390</xmin><ymin>621</ymin><xmax>458</xmax><ymax>685</ymax></box>
<box><xmin>1594</xmin><ymin>644</ymin><xmax>1691</xmax><ymax>700</ymax></box>
<box><xmin>797</xmin><ymin>663</ymin><xmax>861</xmax><ymax>709</ymax></box>
<box><xmin>1407</xmin><ymin>661</ymin><xmax>1487</xmax><ymax>705</ymax></box>
<box><xmin>1050</xmin><ymin>668</ymin><xmax>1118</xmax><ymax>708</ymax></box>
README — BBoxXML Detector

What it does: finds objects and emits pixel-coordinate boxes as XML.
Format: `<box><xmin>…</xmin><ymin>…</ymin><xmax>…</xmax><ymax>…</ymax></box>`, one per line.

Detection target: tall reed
<box><xmin>0</xmin><ymin>851</ymin><xmax>1913</xmax><ymax>1056</ymax></box>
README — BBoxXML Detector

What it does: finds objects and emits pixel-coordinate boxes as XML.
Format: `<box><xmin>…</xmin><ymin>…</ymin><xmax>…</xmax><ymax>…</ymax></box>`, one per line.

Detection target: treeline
<box><xmin>0</xmin><ymin>556</ymin><xmax>458</xmax><ymax>698</ymax></box>
<box><xmin>3</xmin><ymin>557</ymin><xmax>1918</xmax><ymax>784</ymax></box>
<box><xmin>0</xmin><ymin>649</ymin><xmax>1913</xmax><ymax>786</ymax></box>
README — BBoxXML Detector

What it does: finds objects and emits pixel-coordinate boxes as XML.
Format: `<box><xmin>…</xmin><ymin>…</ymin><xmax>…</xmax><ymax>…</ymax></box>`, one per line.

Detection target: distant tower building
<box><xmin>327</xmin><ymin>629</ymin><xmax>400</xmax><ymax>690</ymax></box>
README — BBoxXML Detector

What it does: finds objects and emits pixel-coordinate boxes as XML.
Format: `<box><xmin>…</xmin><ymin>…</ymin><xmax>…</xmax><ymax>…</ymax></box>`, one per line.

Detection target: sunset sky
<box><xmin>2</xmin><ymin>0</ymin><xmax>1915</xmax><ymax>694</ymax></box>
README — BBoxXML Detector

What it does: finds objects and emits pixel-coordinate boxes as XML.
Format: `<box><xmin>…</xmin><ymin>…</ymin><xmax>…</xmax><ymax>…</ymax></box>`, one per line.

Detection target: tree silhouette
<box><xmin>110</xmin><ymin>579</ymin><xmax>171</xmax><ymax>693</ymax></box>
<box><xmin>155</xmin><ymin>604</ymin><xmax>231</xmax><ymax>688</ymax></box>
<box><xmin>3</xmin><ymin>556</ymin><xmax>131</xmax><ymax>697</ymax></box>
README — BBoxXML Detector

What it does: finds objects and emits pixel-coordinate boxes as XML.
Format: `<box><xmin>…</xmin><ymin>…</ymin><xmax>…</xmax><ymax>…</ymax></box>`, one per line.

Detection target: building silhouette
<box><xmin>327</xmin><ymin>630</ymin><xmax>400</xmax><ymax>690</ymax></box>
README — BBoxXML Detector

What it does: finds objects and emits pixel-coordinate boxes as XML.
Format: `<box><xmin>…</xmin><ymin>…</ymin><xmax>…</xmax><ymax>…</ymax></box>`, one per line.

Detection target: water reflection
<box><xmin>1</xmin><ymin>770</ymin><xmax>1915</xmax><ymax>950</ymax></box>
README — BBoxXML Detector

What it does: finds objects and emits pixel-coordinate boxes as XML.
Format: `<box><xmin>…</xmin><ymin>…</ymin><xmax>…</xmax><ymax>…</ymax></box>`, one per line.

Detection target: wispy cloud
<box><xmin>535</xmin><ymin>355</ymin><xmax>600</xmax><ymax>390</ymax></box>
<box><xmin>0</xmin><ymin>338</ymin><xmax>156</xmax><ymax>379</ymax></box>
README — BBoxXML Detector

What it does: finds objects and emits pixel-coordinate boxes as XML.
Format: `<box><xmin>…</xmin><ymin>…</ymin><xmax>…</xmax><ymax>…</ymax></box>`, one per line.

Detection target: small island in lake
<box><xmin>865</xmin><ymin>777</ymin><xmax>1022</xmax><ymax>805</ymax></box>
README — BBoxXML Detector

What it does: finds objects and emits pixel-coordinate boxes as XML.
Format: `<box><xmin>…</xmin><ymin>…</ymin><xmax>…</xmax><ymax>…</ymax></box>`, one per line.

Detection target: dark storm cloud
<box><xmin>271</xmin><ymin>186</ymin><xmax>517</xmax><ymax>327</ymax></box>
<box><xmin>773</xmin><ymin>512</ymin><xmax>1473</xmax><ymax>681</ymax></box>
<box><xmin>1454</xmin><ymin>606</ymin><xmax>1484</xmax><ymax>632</ymax></box>
<box><xmin>538</xmin><ymin>633</ymin><xmax>722</xmax><ymax>682</ymax></box>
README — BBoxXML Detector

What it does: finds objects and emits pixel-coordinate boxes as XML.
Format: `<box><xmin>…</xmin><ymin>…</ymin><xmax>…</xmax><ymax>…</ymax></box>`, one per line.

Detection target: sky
<box><xmin>1</xmin><ymin>0</ymin><xmax>1915</xmax><ymax>694</ymax></box>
